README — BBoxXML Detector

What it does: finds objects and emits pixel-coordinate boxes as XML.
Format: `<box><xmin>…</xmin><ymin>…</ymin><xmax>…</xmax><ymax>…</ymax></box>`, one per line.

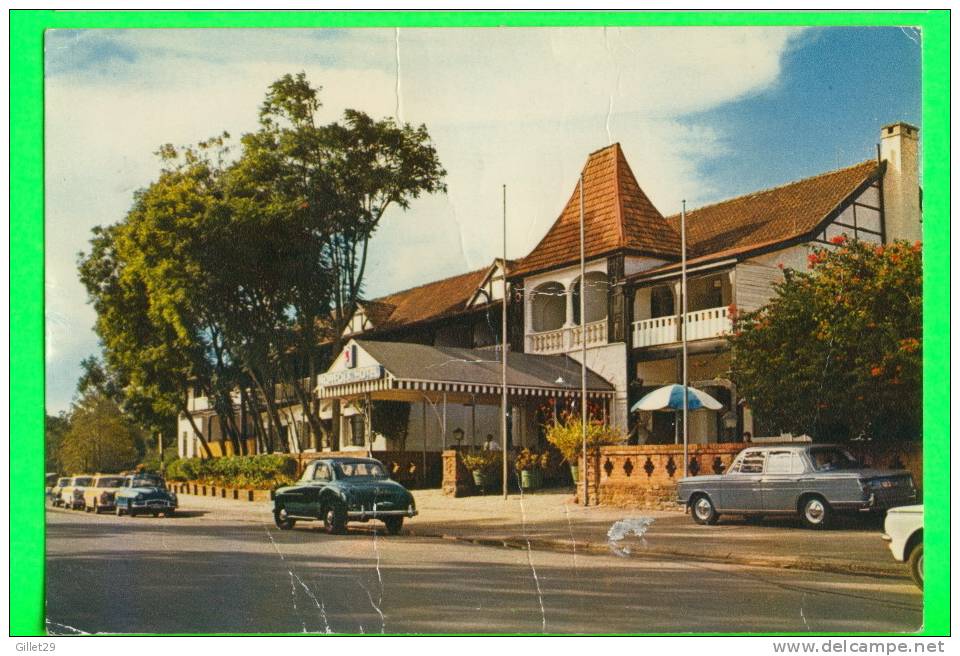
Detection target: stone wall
<box><xmin>575</xmin><ymin>441</ymin><xmax>923</xmax><ymax>509</ymax></box>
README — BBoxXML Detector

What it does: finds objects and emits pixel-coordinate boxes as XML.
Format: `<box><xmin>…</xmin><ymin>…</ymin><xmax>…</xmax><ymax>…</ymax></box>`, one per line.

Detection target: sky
<box><xmin>44</xmin><ymin>26</ymin><xmax>921</xmax><ymax>413</ymax></box>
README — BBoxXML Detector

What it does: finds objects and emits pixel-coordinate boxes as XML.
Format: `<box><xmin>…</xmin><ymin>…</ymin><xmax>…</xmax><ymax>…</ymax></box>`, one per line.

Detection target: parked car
<box><xmin>45</xmin><ymin>473</ymin><xmax>59</xmax><ymax>497</ymax></box>
<box><xmin>677</xmin><ymin>444</ymin><xmax>916</xmax><ymax>529</ymax></box>
<box><xmin>273</xmin><ymin>457</ymin><xmax>417</xmax><ymax>535</ymax></box>
<box><xmin>61</xmin><ymin>475</ymin><xmax>94</xmax><ymax>510</ymax></box>
<box><xmin>115</xmin><ymin>473</ymin><xmax>178</xmax><ymax>517</ymax></box>
<box><xmin>882</xmin><ymin>504</ymin><xmax>923</xmax><ymax>589</ymax></box>
<box><xmin>83</xmin><ymin>474</ymin><xmax>128</xmax><ymax>514</ymax></box>
<box><xmin>50</xmin><ymin>477</ymin><xmax>71</xmax><ymax>507</ymax></box>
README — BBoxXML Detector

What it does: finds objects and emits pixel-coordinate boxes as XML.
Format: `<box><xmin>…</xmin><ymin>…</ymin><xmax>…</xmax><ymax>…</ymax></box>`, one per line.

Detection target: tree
<box><xmin>728</xmin><ymin>237</ymin><xmax>922</xmax><ymax>443</ymax></box>
<box><xmin>59</xmin><ymin>392</ymin><xmax>143</xmax><ymax>473</ymax></box>
<box><xmin>78</xmin><ymin>72</ymin><xmax>447</xmax><ymax>456</ymax></box>
<box><xmin>45</xmin><ymin>412</ymin><xmax>70</xmax><ymax>473</ymax></box>
<box><xmin>224</xmin><ymin>72</ymin><xmax>447</xmax><ymax>449</ymax></box>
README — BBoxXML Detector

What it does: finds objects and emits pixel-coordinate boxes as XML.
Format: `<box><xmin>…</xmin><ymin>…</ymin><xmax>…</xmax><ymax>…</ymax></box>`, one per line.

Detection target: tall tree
<box><xmin>728</xmin><ymin>237</ymin><xmax>922</xmax><ymax>442</ymax></box>
<box><xmin>59</xmin><ymin>391</ymin><xmax>142</xmax><ymax>473</ymax></box>
<box><xmin>228</xmin><ymin>72</ymin><xmax>447</xmax><ymax>448</ymax></box>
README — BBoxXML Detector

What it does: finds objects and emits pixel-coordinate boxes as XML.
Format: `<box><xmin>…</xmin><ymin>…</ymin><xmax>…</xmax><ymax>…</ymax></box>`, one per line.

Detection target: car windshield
<box><xmin>74</xmin><ymin>477</ymin><xmax>93</xmax><ymax>486</ymax></box>
<box><xmin>335</xmin><ymin>461</ymin><xmax>387</xmax><ymax>479</ymax></box>
<box><xmin>809</xmin><ymin>447</ymin><xmax>859</xmax><ymax>472</ymax></box>
<box><xmin>98</xmin><ymin>477</ymin><xmax>125</xmax><ymax>488</ymax></box>
<box><xmin>57</xmin><ymin>478</ymin><xmax>70</xmax><ymax>486</ymax></box>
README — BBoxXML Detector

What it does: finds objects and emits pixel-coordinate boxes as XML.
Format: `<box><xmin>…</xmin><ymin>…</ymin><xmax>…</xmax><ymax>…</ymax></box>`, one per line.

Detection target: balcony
<box><xmin>527</xmin><ymin>319</ymin><xmax>608</xmax><ymax>355</ymax></box>
<box><xmin>632</xmin><ymin>306</ymin><xmax>731</xmax><ymax>349</ymax></box>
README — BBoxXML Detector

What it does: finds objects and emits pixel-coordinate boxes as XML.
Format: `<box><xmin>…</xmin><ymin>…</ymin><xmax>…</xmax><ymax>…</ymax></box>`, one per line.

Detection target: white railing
<box><xmin>527</xmin><ymin>319</ymin><xmax>609</xmax><ymax>354</ymax></box>
<box><xmin>571</xmin><ymin>319</ymin><xmax>608</xmax><ymax>348</ymax></box>
<box><xmin>632</xmin><ymin>306</ymin><xmax>731</xmax><ymax>348</ymax></box>
<box><xmin>528</xmin><ymin>327</ymin><xmax>566</xmax><ymax>354</ymax></box>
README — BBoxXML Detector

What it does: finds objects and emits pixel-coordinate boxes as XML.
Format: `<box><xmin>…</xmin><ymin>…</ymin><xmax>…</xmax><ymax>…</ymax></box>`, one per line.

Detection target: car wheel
<box><xmin>323</xmin><ymin>502</ymin><xmax>347</xmax><ymax>535</ymax></box>
<box><xmin>800</xmin><ymin>496</ymin><xmax>831</xmax><ymax>529</ymax></box>
<box><xmin>151</xmin><ymin>511</ymin><xmax>160</xmax><ymax>517</ymax></box>
<box><xmin>274</xmin><ymin>505</ymin><xmax>296</xmax><ymax>530</ymax></box>
<box><xmin>691</xmin><ymin>494</ymin><xmax>719</xmax><ymax>525</ymax></box>
<box><xmin>163</xmin><ymin>509</ymin><xmax>176</xmax><ymax>518</ymax></box>
<box><xmin>908</xmin><ymin>543</ymin><xmax>923</xmax><ymax>589</ymax></box>
<box><xmin>383</xmin><ymin>517</ymin><xmax>404</xmax><ymax>535</ymax></box>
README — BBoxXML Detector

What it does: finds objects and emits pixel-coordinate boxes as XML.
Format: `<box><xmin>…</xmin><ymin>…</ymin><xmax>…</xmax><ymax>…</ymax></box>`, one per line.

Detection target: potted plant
<box><xmin>461</xmin><ymin>451</ymin><xmax>499</xmax><ymax>490</ymax></box>
<box><xmin>515</xmin><ymin>449</ymin><xmax>543</xmax><ymax>490</ymax></box>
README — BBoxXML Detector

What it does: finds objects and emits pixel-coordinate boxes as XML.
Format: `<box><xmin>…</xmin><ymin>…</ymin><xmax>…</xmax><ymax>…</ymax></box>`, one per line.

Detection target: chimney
<box><xmin>879</xmin><ymin>122</ymin><xmax>921</xmax><ymax>243</ymax></box>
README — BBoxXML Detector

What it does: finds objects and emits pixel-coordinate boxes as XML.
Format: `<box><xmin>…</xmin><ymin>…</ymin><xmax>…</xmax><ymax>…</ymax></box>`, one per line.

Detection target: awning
<box><xmin>316</xmin><ymin>339</ymin><xmax>616</xmax><ymax>401</ymax></box>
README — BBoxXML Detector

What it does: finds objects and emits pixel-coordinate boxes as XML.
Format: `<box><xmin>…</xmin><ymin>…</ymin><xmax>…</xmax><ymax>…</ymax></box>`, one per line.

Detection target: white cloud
<box><xmin>43</xmin><ymin>26</ymin><xmax>803</xmax><ymax>411</ymax></box>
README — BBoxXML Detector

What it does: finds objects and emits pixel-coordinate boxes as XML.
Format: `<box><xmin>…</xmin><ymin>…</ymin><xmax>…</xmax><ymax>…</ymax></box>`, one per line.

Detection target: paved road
<box><xmin>45</xmin><ymin>507</ymin><xmax>921</xmax><ymax>635</ymax></box>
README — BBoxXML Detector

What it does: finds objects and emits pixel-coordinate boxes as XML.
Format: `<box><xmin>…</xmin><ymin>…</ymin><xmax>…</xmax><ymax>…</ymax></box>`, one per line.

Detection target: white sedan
<box><xmin>882</xmin><ymin>504</ymin><xmax>923</xmax><ymax>589</ymax></box>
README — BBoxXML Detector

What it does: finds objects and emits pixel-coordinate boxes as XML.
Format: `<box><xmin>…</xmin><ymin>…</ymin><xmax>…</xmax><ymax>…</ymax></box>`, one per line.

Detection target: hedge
<box><xmin>164</xmin><ymin>454</ymin><xmax>298</xmax><ymax>490</ymax></box>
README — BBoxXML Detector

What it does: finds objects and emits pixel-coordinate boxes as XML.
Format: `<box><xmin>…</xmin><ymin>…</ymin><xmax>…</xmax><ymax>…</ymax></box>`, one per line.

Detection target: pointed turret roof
<box><xmin>511</xmin><ymin>143</ymin><xmax>680</xmax><ymax>277</ymax></box>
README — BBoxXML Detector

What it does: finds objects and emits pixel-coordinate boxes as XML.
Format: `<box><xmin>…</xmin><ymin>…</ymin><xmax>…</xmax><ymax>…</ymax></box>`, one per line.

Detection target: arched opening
<box><xmin>531</xmin><ymin>281</ymin><xmax>566</xmax><ymax>332</ymax></box>
<box><xmin>572</xmin><ymin>271</ymin><xmax>608</xmax><ymax>325</ymax></box>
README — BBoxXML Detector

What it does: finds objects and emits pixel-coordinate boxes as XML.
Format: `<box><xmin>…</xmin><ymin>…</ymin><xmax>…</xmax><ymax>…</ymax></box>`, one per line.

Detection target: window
<box><xmin>765</xmin><ymin>451</ymin><xmax>805</xmax><ymax>475</ymax></box>
<box><xmin>350</xmin><ymin>414</ymin><xmax>366</xmax><ymax>447</ymax></box>
<box><xmin>650</xmin><ymin>285</ymin><xmax>675</xmax><ymax>318</ymax></box>
<box><xmin>314</xmin><ymin>464</ymin><xmax>332</xmax><ymax>482</ymax></box>
<box><xmin>736</xmin><ymin>451</ymin><xmax>766</xmax><ymax>474</ymax></box>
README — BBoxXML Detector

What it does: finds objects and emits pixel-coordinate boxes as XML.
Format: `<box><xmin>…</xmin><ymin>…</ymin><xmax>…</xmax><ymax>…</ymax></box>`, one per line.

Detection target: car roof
<box><xmin>309</xmin><ymin>457</ymin><xmax>382</xmax><ymax>465</ymax></box>
<box><xmin>741</xmin><ymin>443</ymin><xmax>844</xmax><ymax>454</ymax></box>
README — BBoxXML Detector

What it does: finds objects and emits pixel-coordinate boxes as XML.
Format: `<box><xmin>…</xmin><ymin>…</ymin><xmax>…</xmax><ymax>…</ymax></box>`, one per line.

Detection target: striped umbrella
<box><xmin>631</xmin><ymin>384</ymin><xmax>723</xmax><ymax>412</ymax></box>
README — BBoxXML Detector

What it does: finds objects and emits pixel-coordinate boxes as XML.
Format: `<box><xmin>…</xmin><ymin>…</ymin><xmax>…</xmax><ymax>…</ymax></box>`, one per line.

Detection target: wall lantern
<box><xmin>452</xmin><ymin>427</ymin><xmax>465</xmax><ymax>446</ymax></box>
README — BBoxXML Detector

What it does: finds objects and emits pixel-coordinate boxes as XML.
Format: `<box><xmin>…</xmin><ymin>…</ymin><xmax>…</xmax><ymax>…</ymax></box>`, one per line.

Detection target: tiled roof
<box><xmin>510</xmin><ymin>143</ymin><xmax>680</xmax><ymax>277</ymax></box>
<box><xmin>364</xmin><ymin>267</ymin><xmax>494</xmax><ymax>331</ymax></box>
<box><xmin>667</xmin><ymin>160</ymin><xmax>880</xmax><ymax>260</ymax></box>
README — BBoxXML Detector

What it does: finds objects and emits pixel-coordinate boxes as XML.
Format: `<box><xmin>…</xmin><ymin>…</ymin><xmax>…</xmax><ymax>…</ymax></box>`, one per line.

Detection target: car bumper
<box><xmin>347</xmin><ymin>509</ymin><xmax>418</xmax><ymax>520</ymax></box>
<box><xmin>834</xmin><ymin>492</ymin><xmax>917</xmax><ymax>512</ymax></box>
<box><xmin>130</xmin><ymin>500</ymin><xmax>177</xmax><ymax>510</ymax></box>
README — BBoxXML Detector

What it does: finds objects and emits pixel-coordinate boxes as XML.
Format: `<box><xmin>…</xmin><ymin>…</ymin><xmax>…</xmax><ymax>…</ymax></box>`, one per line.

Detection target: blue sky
<box><xmin>44</xmin><ymin>26</ymin><xmax>921</xmax><ymax>413</ymax></box>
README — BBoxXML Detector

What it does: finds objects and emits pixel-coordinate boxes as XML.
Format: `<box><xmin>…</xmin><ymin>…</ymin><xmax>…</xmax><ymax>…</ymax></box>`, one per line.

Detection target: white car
<box><xmin>882</xmin><ymin>504</ymin><xmax>923</xmax><ymax>589</ymax></box>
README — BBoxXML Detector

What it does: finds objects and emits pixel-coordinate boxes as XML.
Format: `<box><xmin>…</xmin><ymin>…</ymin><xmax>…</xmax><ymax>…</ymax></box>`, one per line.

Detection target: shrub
<box><xmin>163</xmin><ymin>455</ymin><xmax>297</xmax><ymax>489</ymax></box>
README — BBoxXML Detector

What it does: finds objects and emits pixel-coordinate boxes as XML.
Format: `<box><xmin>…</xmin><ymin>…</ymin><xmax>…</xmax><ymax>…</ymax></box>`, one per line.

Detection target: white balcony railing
<box><xmin>632</xmin><ymin>306</ymin><xmax>731</xmax><ymax>348</ymax></box>
<box><xmin>527</xmin><ymin>319</ymin><xmax>608</xmax><ymax>354</ymax></box>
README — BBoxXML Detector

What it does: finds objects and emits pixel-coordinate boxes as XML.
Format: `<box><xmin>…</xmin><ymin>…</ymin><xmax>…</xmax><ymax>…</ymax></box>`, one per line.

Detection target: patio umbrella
<box><xmin>631</xmin><ymin>384</ymin><xmax>723</xmax><ymax>412</ymax></box>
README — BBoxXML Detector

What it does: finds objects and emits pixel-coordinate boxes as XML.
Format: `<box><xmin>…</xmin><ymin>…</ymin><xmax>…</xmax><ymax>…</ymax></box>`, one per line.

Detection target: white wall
<box><xmin>566</xmin><ymin>341</ymin><xmax>629</xmax><ymax>431</ymax></box>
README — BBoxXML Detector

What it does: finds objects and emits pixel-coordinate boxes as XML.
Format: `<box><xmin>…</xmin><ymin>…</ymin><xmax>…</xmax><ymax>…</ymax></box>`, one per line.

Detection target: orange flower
<box><xmin>870</xmin><ymin>366</ymin><xmax>882</xmax><ymax>377</ymax></box>
<box><xmin>829</xmin><ymin>234</ymin><xmax>848</xmax><ymax>245</ymax></box>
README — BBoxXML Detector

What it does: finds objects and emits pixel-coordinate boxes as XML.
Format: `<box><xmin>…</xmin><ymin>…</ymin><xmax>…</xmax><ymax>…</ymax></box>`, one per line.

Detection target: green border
<box><xmin>10</xmin><ymin>9</ymin><xmax>950</xmax><ymax>637</ymax></box>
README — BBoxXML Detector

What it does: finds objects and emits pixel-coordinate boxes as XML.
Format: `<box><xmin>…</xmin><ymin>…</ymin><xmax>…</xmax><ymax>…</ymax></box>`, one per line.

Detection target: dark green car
<box><xmin>273</xmin><ymin>457</ymin><xmax>417</xmax><ymax>535</ymax></box>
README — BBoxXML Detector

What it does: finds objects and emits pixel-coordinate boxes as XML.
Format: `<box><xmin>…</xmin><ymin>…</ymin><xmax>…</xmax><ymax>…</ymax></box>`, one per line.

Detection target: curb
<box><xmin>407</xmin><ymin>530</ymin><xmax>908</xmax><ymax>581</ymax></box>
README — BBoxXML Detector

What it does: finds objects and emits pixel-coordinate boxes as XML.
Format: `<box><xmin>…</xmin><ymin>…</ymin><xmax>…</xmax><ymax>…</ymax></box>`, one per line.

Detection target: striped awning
<box><xmin>316</xmin><ymin>340</ymin><xmax>615</xmax><ymax>401</ymax></box>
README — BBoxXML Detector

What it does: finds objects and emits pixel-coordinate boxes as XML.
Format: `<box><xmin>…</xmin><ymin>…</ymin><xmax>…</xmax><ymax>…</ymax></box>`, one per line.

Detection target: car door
<box><xmin>719</xmin><ymin>450</ymin><xmax>766</xmax><ymax>512</ymax></box>
<box><xmin>283</xmin><ymin>463</ymin><xmax>316</xmax><ymax>515</ymax></box>
<box><xmin>760</xmin><ymin>450</ymin><xmax>806</xmax><ymax>512</ymax></box>
<box><xmin>303</xmin><ymin>463</ymin><xmax>333</xmax><ymax>514</ymax></box>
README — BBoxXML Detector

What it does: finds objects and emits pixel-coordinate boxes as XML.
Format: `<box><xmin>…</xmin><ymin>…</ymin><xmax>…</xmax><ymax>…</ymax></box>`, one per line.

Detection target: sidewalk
<box><xmin>177</xmin><ymin>487</ymin><xmax>906</xmax><ymax>580</ymax></box>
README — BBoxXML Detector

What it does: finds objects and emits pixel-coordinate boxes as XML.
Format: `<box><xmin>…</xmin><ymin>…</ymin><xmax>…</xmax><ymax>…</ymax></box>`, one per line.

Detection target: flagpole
<box><xmin>502</xmin><ymin>184</ymin><xmax>509</xmax><ymax>500</ymax></box>
<box><xmin>580</xmin><ymin>174</ymin><xmax>589</xmax><ymax>507</ymax></box>
<box><xmin>681</xmin><ymin>199</ymin><xmax>689</xmax><ymax>478</ymax></box>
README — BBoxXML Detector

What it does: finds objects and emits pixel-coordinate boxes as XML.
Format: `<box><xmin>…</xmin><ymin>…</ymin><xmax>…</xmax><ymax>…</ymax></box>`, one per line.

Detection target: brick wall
<box><xmin>577</xmin><ymin>444</ymin><xmax>743</xmax><ymax>509</ymax></box>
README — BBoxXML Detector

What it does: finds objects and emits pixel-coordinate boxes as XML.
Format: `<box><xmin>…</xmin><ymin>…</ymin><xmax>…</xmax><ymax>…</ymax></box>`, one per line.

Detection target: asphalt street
<box><xmin>45</xmin><ymin>505</ymin><xmax>922</xmax><ymax>635</ymax></box>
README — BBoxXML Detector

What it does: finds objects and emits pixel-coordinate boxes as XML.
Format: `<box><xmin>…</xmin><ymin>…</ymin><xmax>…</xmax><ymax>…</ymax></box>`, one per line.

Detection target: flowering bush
<box><xmin>460</xmin><ymin>450</ymin><xmax>501</xmax><ymax>474</ymax></box>
<box><xmin>728</xmin><ymin>239</ymin><xmax>921</xmax><ymax>442</ymax></box>
<box><xmin>544</xmin><ymin>412</ymin><xmax>625</xmax><ymax>463</ymax></box>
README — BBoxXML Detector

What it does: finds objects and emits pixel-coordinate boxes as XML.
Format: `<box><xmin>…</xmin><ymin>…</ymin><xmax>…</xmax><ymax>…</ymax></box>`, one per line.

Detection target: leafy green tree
<box><xmin>728</xmin><ymin>237</ymin><xmax>922</xmax><ymax>442</ymax></box>
<box><xmin>79</xmin><ymin>72</ymin><xmax>447</xmax><ymax>456</ymax></box>
<box><xmin>59</xmin><ymin>392</ymin><xmax>143</xmax><ymax>473</ymax></box>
